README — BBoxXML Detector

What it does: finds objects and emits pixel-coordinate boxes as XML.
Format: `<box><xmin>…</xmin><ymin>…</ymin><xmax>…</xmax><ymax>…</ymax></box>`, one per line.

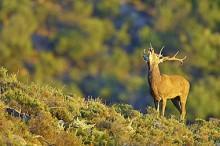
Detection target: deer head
<box><xmin>143</xmin><ymin>45</ymin><xmax>187</xmax><ymax>65</ymax></box>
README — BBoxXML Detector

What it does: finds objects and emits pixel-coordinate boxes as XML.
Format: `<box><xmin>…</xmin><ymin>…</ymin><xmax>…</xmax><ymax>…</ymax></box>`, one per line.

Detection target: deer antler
<box><xmin>150</xmin><ymin>42</ymin><xmax>153</xmax><ymax>49</ymax></box>
<box><xmin>160</xmin><ymin>51</ymin><xmax>187</xmax><ymax>63</ymax></box>
<box><xmin>159</xmin><ymin>46</ymin><xmax>164</xmax><ymax>57</ymax></box>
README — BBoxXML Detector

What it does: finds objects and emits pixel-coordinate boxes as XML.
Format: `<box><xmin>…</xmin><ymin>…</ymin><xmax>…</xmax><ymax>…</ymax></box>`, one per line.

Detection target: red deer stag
<box><xmin>143</xmin><ymin>45</ymin><xmax>190</xmax><ymax>120</ymax></box>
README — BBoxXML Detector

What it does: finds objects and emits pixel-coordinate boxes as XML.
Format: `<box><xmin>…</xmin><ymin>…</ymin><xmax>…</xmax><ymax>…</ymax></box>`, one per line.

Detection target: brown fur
<box><xmin>145</xmin><ymin>48</ymin><xmax>190</xmax><ymax>120</ymax></box>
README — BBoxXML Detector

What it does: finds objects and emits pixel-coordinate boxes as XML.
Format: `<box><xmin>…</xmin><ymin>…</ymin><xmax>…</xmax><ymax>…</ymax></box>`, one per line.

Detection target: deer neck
<box><xmin>148</xmin><ymin>63</ymin><xmax>161</xmax><ymax>87</ymax></box>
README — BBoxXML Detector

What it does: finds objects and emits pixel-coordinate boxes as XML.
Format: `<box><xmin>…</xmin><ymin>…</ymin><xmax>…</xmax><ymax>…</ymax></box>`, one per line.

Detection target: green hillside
<box><xmin>1</xmin><ymin>0</ymin><xmax>220</xmax><ymax>120</ymax></box>
<box><xmin>0</xmin><ymin>68</ymin><xmax>219</xmax><ymax>145</ymax></box>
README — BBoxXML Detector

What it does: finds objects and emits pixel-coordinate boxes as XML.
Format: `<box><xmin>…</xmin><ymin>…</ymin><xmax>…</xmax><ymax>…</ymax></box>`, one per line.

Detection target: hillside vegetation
<box><xmin>1</xmin><ymin>0</ymin><xmax>220</xmax><ymax>119</ymax></box>
<box><xmin>0</xmin><ymin>68</ymin><xmax>219</xmax><ymax>146</ymax></box>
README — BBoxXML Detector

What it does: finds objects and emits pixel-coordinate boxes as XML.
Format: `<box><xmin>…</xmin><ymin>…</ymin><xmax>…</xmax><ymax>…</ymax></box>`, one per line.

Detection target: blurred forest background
<box><xmin>0</xmin><ymin>0</ymin><xmax>219</xmax><ymax>120</ymax></box>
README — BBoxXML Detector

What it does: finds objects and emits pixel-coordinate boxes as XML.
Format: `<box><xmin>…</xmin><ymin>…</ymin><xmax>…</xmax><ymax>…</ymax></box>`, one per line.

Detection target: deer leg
<box><xmin>157</xmin><ymin>102</ymin><xmax>160</xmax><ymax>112</ymax></box>
<box><xmin>154</xmin><ymin>100</ymin><xmax>160</xmax><ymax>112</ymax></box>
<box><xmin>171</xmin><ymin>96</ymin><xmax>181</xmax><ymax>113</ymax></box>
<box><xmin>162</xmin><ymin>99</ymin><xmax>167</xmax><ymax>116</ymax></box>
<box><xmin>180</xmin><ymin>101</ymin><xmax>186</xmax><ymax>120</ymax></box>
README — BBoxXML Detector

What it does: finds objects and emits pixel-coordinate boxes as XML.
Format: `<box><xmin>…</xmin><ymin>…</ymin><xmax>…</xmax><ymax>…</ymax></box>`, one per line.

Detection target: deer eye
<box><xmin>158</xmin><ymin>55</ymin><xmax>163</xmax><ymax>59</ymax></box>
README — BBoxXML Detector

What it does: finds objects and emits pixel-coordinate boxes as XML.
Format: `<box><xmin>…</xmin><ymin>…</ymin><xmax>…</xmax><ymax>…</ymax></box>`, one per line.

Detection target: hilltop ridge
<box><xmin>0</xmin><ymin>68</ymin><xmax>219</xmax><ymax>146</ymax></box>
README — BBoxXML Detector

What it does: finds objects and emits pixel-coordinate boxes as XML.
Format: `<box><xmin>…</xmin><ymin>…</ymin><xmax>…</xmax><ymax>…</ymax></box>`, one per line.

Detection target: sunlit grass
<box><xmin>0</xmin><ymin>68</ymin><xmax>219</xmax><ymax>145</ymax></box>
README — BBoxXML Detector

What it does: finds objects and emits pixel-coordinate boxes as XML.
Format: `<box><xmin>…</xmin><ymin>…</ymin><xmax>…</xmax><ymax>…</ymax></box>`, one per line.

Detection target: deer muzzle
<box><xmin>143</xmin><ymin>55</ymin><xmax>148</xmax><ymax>62</ymax></box>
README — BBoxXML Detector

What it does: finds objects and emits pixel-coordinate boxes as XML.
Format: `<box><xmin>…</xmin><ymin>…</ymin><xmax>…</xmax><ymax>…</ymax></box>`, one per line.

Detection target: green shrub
<box><xmin>0</xmin><ymin>68</ymin><xmax>219</xmax><ymax>145</ymax></box>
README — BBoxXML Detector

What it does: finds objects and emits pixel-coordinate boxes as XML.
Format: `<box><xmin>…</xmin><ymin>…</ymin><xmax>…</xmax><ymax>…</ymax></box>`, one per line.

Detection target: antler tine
<box><xmin>159</xmin><ymin>46</ymin><xmax>164</xmax><ymax>56</ymax></box>
<box><xmin>170</xmin><ymin>51</ymin><xmax>186</xmax><ymax>63</ymax></box>
<box><xmin>178</xmin><ymin>56</ymin><xmax>187</xmax><ymax>64</ymax></box>
<box><xmin>150</xmin><ymin>42</ymin><xmax>152</xmax><ymax>49</ymax></box>
<box><xmin>160</xmin><ymin>50</ymin><xmax>187</xmax><ymax>64</ymax></box>
<box><xmin>178</xmin><ymin>56</ymin><xmax>187</xmax><ymax>63</ymax></box>
<box><xmin>173</xmin><ymin>50</ymin><xmax>187</xmax><ymax>61</ymax></box>
<box><xmin>173</xmin><ymin>51</ymin><xmax>179</xmax><ymax>57</ymax></box>
<box><xmin>182</xmin><ymin>56</ymin><xmax>187</xmax><ymax>61</ymax></box>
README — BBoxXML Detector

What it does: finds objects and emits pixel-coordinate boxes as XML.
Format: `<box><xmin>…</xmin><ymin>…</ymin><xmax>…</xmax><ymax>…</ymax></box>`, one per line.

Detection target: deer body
<box><xmin>144</xmin><ymin>47</ymin><xmax>190</xmax><ymax>120</ymax></box>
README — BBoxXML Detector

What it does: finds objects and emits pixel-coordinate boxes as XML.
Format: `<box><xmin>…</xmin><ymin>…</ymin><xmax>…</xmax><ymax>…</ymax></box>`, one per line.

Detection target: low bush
<box><xmin>0</xmin><ymin>68</ymin><xmax>219</xmax><ymax>145</ymax></box>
